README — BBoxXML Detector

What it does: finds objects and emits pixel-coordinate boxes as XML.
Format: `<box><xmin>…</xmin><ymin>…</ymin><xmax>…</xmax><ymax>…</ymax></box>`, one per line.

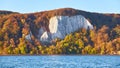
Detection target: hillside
<box><xmin>0</xmin><ymin>8</ymin><xmax>120</xmax><ymax>55</ymax></box>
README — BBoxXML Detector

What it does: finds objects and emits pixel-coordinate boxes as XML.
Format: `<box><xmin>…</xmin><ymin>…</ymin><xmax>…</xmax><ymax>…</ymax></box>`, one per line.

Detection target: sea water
<box><xmin>0</xmin><ymin>55</ymin><xmax>120</xmax><ymax>68</ymax></box>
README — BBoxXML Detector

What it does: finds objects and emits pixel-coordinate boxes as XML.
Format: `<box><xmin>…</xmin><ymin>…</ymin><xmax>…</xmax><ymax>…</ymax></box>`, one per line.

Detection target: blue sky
<box><xmin>0</xmin><ymin>0</ymin><xmax>120</xmax><ymax>13</ymax></box>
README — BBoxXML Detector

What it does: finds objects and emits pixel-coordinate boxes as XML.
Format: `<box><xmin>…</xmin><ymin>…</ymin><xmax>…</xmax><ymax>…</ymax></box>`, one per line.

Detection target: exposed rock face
<box><xmin>25</xmin><ymin>15</ymin><xmax>93</xmax><ymax>43</ymax></box>
<box><xmin>24</xmin><ymin>31</ymin><xmax>32</xmax><ymax>41</ymax></box>
<box><xmin>41</xmin><ymin>15</ymin><xmax>93</xmax><ymax>42</ymax></box>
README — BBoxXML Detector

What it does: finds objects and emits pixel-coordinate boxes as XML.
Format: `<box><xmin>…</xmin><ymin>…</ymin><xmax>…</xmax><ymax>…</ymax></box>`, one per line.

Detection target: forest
<box><xmin>0</xmin><ymin>8</ymin><xmax>120</xmax><ymax>55</ymax></box>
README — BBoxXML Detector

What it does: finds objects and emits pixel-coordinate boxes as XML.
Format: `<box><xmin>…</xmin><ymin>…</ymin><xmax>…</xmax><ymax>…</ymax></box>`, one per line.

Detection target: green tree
<box><xmin>18</xmin><ymin>38</ymin><xmax>28</xmax><ymax>54</ymax></box>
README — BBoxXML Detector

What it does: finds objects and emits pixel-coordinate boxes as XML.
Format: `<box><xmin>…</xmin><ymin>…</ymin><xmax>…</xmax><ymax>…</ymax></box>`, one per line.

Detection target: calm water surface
<box><xmin>0</xmin><ymin>55</ymin><xmax>120</xmax><ymax>68</ymax></box>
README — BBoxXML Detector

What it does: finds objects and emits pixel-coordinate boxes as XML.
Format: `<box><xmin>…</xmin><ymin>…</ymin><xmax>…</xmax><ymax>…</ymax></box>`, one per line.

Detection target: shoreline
<box><xmin>0</xmin><ymin>54</ymin><xmax>120</xmax><ymax>56</ymax></box>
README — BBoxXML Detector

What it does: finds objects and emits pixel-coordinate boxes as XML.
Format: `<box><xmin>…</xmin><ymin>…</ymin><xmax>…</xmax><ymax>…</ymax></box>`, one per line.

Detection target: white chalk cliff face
<box><xmin>24</xmin><ymin>31</ymin><xmax>32</xmax><ymax>41</ymax></box>
<box><xmin>25</xmin><ymin>15</ymin><xmax>93</xmax><ymax>43</ymax></box>
<box><xmin>39</xmin><ymin>15</ymin><xmax>93</xmax><ymax>42</ymax></box>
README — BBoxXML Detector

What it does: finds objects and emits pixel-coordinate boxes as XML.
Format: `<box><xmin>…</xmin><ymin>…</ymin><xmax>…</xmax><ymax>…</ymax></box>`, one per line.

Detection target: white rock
<box><xmin>48</xmin><ymin>15</ymin><xmax>93</xmax><ymax>40</ymax></box>
<box><xmin>40</xmin><ymin>31</ymin><xmax>49</xmax><ymax>42</ymax></box>
<box><xmin>25</xmin><ymin>31</ymin><xmax>32</xmax><ymax>40</ymax></box>
<box><xmin>38</xmin><ymin>15</ymin><xmax>93</xmax><ymax>43</ymax></box>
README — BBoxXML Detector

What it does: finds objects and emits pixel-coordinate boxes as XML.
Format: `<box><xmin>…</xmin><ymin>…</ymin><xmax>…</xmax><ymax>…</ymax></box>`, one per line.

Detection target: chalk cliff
<box><xmin>31</xmin><ymin>15</ymin><xmax>93</xmax><ymax>43</ymax></box>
